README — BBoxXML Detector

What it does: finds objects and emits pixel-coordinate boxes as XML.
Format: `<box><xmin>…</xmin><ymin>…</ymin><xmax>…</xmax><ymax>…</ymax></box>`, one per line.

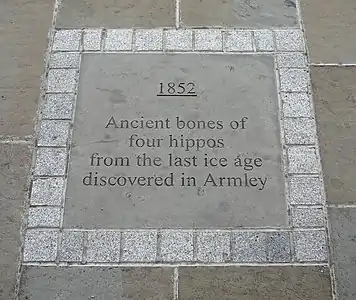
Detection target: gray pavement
<box><xmin>0</xmin><ymin>0</ymin><xmax>356</xmax><ymax>299</ymax></box>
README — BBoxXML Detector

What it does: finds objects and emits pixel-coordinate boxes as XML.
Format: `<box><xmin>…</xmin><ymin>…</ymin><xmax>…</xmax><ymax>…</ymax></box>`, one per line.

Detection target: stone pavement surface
<box><xmin>0</xmin><ymin>0</ymin><xmax>355</xmax><ymax>299</ymax></box>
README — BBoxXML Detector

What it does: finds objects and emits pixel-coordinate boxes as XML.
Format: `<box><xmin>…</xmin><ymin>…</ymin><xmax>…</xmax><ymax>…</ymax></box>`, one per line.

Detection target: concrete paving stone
<box><xmin>27</xmin><ymin>207</ymin><xmax>61</xmax><ymax>228</ymax></box>
<box><xmin>60</xmin><ymin>231</ymin><xmax>83</xmax><ymax>262</ymax></box>
<box><xmin>160</xmin><ymin>230</ymin><xmax>194</xmax><ymax>262</ymax></box>
<box><xmin>104</xmin><ymin>29</ymin><xmax>133</xmax><ymax>51</ymax></box>
<box><xmin>19</xmin><ymin>267</ymin><xmax>173</xmax><ymax>300</ymax></box>
<box><xmin>284</xmin><ymin>118</ymin><xmax>316</xmax><ymax>145</ymax></box>
<box><xmin>0</xmin><ymin>0</ymin><xmax>53</xmax><ymax>137</ymax></box>
<box><xmin>281</xmin><ymin>93</ymin><xmax>313</xmax><ymax>118</ymax></box>
<box><xmin>300</xmin><ymin>0</ymin><xmax>356</xmax><ymax>63</ymax></box>
<box><xmin>179</xmin><ymin>266</ymin><xmax>332</xmax><ymax>300</ymax></box>
<box><xmin>289</xmin><ymin>176</ymin><xmax>323</xmax><ymax>204</ymax></box>
<box><xmin>311</xmin><ymin>67</ymin><xmax>356</xmax><ymax>204</ymax></box>
<box><xmin>294</xmin><ymin>230</ymin><xmax>327</xmax><ymax>262</ymax></box>
<box><xmin>279</xmin><ymin>68</ymin><xmax>309</xmax><ymax>92</ymax></box>
<box><xmin>53</xmin><ymin>30</ymin><xmax>81</xmax><ymax>52</ymax></box>
<box><xmin>41</xmin><ymin>94</ymin><xmax>75</xmax><ymax>120</ymax></box>
<box><xmin>86</xmin><ymin>231</ymin><xmax>121</xmax><ymax>262</ymax></box>
<box><xmin>274</xmin><ymin>30</ymin><xmax>305</xmax><ymax>52</ymax></box>
<box><xmin>194</xmin><ymin>29</ymin><xmax>223</xmax><ymax>51</ymax></box>
<box><xmin>165</xmin><ymin>29</ymin><xmax>193</xmax><ymax>51</ymax></box>
<box><xmin>19</xmin><ymin>267</ymin><xmax>122</xmax><ymax>300</ymax></box>
<box><xmin>30</xmin><ymin>177</ymin><xmax>66</xmax><ymax>206</ymax></box>
<box><xmin>276</xmin><ymin>53</ymin><xmax>307</xmax><ymax>68</ymax></box>
<box><xmin>135</xmin><ymin>29</ymin><xmax>163</xmax><ymax>51</ymax></box>
<box><xmin>49</xmin><ymin>52</ymin><xmax>80</xmax><ymax>69</ymax></box>
<box><xmin>180</xmin><ymin>0</ymin><xmax>298</xmax><ymax>28</ymax></box>
<box><xmin>253</xmin><ymin>30</ymin><xmax>274</xmax><ymax>52</ymax></box>
<box><xmin>267</xmin><ymin>231</ymin><xmax>291</xmax><ymax>262</ymax></box>
<box><xmin>232</xmin><ymin>231</ymin><xmax>267</xmax><ymax>262</ymax></box>
<box><xmin>196</xmin><ymin>231</ymin><xmax>230</xmax><ymax>263</ymax></box>
<box><xmin>121</xmin><ymin>231</ymin><xmax>157</xmax><ymax>262</ymax></box>
<box><xmin>37</xmin><ymin>120</ymin><xmax>70</xmax><ymax>147</ymax></box>
<box><xmin>0</xmin><ymin>144</ymin><xmax>31</xmax><ymax>299</ymax></box>
<box><xmin>121</xmin><ymin>267</ymin><xmax>173</xmax><ymax>299</ymax></box>
<box><xmin>56</xmin><ymin>0</ymin><xmax>175</xmax><ymax>28</ymax></box>
<box><xmin>83</xmin><ymin>29</ymin><xmax>102</xmax><ymax>51</ymax></box>
<box><xmin>329</xmin><ymin>208</ymin><xmax>356</xmax><ymax>300</ymax></box>
<box><xmin>23</xmin><ymin>230</ymin><xmax>58</xmax><ymax>262</ymax></box>
<box><xmin>224</xmin><ymin>30</ymin><xmax>253</xmax><ymax>52</ymax></box>
<box><xmin>292</xmin><ymin>206</ymin><xmax>325</xmax><ymax>228</ymax></box>
<box><xmin>287</xmin><ymin>147</ymin><xmax>320</xmax><ymax>174</ymax></box>
<box><xmin>34</xmin><ymin>148</ymin><xmax>67</xmax><ymax>176</ymax></box>
<box><xmin>47</xmin><ymin>69</ymin><xmax>77</xmax><ymax>93</ymax></box>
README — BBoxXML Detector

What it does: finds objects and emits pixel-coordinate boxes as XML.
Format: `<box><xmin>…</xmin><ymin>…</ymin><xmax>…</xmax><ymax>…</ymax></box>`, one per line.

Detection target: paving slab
<box><xmin>0</xmin><ymin>0</ymin><xmax>53</xmax><ymax>137</ymax></box>
<box><xmin>328</xmin><ymin>208</ymin><xmax>356</xmax><ymax>300</ymax></box>
<box><xmin>311</xmin><ymin>67</ymin><xmax>356</xmax><ymax>205</ymax></box>
<box><xmin>180</xmin><ymin>0</ymin><xmax>298</xmax><ymax>28</ymax></box>
<box><xmin>0</xmin><ymin>144</ymin><xmax>32</xmax><ymax>299</ymax></box>
<box><xmin>179</xmin><ymin>266</ymin><xmax>332</xmax><ymax>300</ymax></box>
<box><xmin>300</xmin><ymin>0</ymin><xmax>356</xmax><ymax>63</ymax></box>
<box><xmin>56</xmin><ymin>0</ymin><xmax>175</xmax><ymax>28</ymax></box>
<box><xmin>63</xmin><ymin>53</ymin><xmax>286</xmax><ymax>229</ymax></box>
<box><xmin>19</xmin><ymin>266</ymin><xmax>173</xmax><ymax>300</ymax></box>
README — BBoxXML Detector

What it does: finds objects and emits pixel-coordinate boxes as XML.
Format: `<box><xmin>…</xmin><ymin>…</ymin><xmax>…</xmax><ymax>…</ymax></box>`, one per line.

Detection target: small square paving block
<box><xmin>42</xmin><ymin>94</ymin><xmax>74</xmax><ymax>120</ymax></box>
<box><xmin>60</xmin><ymin>231</ymin><xmax>83</xmax><ymax>262</ymax></box>
<box><xmin>38</xmin><ymin>120</ymin><xmax>70</xmax><ymax>147</ymax></box>
<box><xmin>23</xmin><ymin>230</ymin><xmax>58</xmax><ymax>262</ymax></box>
<box><xmin>181</xmin><ymin>0</ymin><xmax>298</xmax><ymax>28</ymax></box>
<box><xmin>289</xmin><ymin>176</ymin><xmax>323</xmax><ymax>204</ymax></box>
<box><xmin>47</xmin><ymin>69</ymin><xmax>77</xmax><ymax>93</ymax></box>
<box><xmin>179</xmin><ymin>266</ymin><xmax>332</xmax><ymax>300</ymax></box>
<box><xmin>30</xmin><ymin>177</ymin><xmax>65</xmax><ymax>206</ymax></box>
<box><xmin>19</xmin><ymin>267</ymin><xmax>173</xmax><ymax>300</ymax></box>
<box><xmin>56</xmin><ymin>0</ymin><xmax>174</xmax><ymax>28</ymax></box>
<box><xmin>27</xmin><ymin>207</ymin><xmax>61</xmax><ymax>228</ymax></box>
<box><xmin>196</xmin><ymin>231</ymin><xmax>230</xmax><ymax>262</ymax></box>
<box><xmin>86</xmin><ymin>231</ymin><xmax>121</xmax><ymax>262</ymax></box>
<box><xmin>34</xmin><ymin>148</ymin><xmax>67</xmax><ymax>176</ymax></box>
<box><xmin>294</xmin><ymin>230</ymin><xmax>327</xmax><ymax>262</ymax></box>
<box><xmin>160</xmin><ymin>230</ymin><xmax>193</xmax><ymax>262</ymax></box>
<box><xmin>232</xmin><ymin>231</ymin><xmax>266</xmax><ymax>262</ymax></box>
<box><xmin>121</xmin><ymin>231</ymin><xmax>157</xmax><ymax>262</ymax></box>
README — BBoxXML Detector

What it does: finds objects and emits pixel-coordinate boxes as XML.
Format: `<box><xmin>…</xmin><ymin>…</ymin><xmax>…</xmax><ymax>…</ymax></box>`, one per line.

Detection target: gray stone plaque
<box><xmin>64</xmin><ymin>54</ymin><xmax>286</xmax><ymax>229</ymax></box>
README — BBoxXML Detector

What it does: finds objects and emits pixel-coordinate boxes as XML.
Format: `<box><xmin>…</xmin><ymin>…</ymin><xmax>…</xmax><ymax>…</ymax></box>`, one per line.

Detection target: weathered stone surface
<box><xmin>311</xmin><ymin>67</ymin><xmax>356</xmax><ymax>204</ymax></box>
<box><xmin>329</xmin><ymin>208</ymin><xmax>356</xmax><ymax>300</ymax></box>
<box><xmin>179</xmin><ymin>266</ymin><xmax>332</xmax><ymax>300</ymax></box>
<box><xmin>181</xmin><ymin>0</ymin><xmax>298</xmax><ymax>28</ymax></box>
<box><xmin>121</xmin><ymin>267</ymin><xmax>173</xmax><ymax>299</ymax></box>
<box><xmin>56</xmin><ymin>0</ymin><xmax>174</xmax><ymax>28</ymax></box>
<box><xmin>64</xmin><ymin>53</ymin><xmax>285</xmax><ymax>229</ymax></box>
<box><xmin>19</xmin><ymin>267</ymin><xmax>122</xmax><ymax>300</ymax></box>
<box><xmin>0</xmin><ymin>0</ymin><xmax>53</xmax><ymax>137</ymax></box>
<box><xmin>19</xmin><ymin>267</ymin><xmax>173</xmax><ymax>300</ymax></box>
<box><xmin>300</xmin><ymin>0</ymin><xmax>356</xmax><ymax>63</ymax></box>
<box><xmin>0</xmin><ymin>145</ymin><xmax>32</xmax><ymax>299</ymax></box>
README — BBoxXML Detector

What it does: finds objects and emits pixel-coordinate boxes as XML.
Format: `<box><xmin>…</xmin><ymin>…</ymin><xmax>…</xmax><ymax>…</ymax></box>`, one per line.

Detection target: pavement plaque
<box><xmin>25</xmin><ymin>28</ymin><xmax>327</xmax><ymax>266</ymax></box>
<box><xmin>63</xmin><ymin>54</ymin><xmax>286</xmax><ymax>229</ymax></box>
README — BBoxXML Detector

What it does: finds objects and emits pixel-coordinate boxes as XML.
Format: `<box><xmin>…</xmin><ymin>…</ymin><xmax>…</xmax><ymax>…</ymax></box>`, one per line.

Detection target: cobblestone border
<box><xmin>24</xmin><ymin>28</ymin><xmax>327</xmax><ymax>265</ymax></box>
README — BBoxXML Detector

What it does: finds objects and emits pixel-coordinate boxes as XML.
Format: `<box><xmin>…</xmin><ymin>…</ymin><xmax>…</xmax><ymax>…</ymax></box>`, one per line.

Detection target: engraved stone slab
<box><xmin>64</xmin><ymin>54</ymin><xmax>285</xmax><ymax>228</ymax></box>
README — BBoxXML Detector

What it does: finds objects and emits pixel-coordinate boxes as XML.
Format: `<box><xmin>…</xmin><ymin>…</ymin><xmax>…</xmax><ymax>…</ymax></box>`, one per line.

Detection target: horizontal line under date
<box><xmin>156</xmin><ymin>94</ymin><xmax>198</xmax><ymax>97</ymax></box>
